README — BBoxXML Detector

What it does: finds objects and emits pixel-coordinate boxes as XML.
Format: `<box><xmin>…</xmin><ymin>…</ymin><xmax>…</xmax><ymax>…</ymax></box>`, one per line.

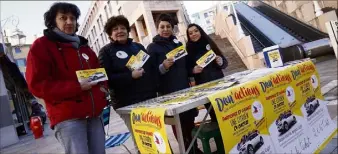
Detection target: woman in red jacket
<box><xmin>25</xmin><ymin>2</ymin><xmax>107</xmax><ymax>153</ymax></box>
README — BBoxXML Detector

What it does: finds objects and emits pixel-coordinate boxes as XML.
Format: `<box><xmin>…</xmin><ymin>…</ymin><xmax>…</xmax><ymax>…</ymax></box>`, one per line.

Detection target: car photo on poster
<box><xmin>275</xmin><ymin>110</ymin><xmax>297</xmax><ymax>135</ymax></box>
<box><xmin>304</xmin><ymin>95</ymin><xmax>319</xmax><ymax>117</ymax></box>
<box><xmin>88</xmin><ymin>72</ymin><xmax>106</xmax><ymax>82</ymax></box>
<box><xmin>237</xmin><ymin>130</ymin><xmax>264</xmax><ymax>154</ymax></box>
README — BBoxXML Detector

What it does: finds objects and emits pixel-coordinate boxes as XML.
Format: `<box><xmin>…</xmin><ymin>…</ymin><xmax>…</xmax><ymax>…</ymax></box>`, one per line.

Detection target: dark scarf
<box><xmin>187</xmin><ymin>37</ymin><xmax>210</xmax><ymax>54</ymax></box>
<box><xmin>152</xmin><ymin>35</ymin><xmax>177</xmax><ymax>44</ymax></box>
<box><xmin>52</xmin><ymin>28</ymin><xmax>81</xmax><ymax>49</ymax></box>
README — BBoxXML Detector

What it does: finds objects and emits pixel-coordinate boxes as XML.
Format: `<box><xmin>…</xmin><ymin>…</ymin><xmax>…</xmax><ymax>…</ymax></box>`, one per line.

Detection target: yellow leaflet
<box><xmin>196</xmin><ymin>50</ymin><xmax>216</xmax><ymax>68</ymax></box>
<box><xmin>126</xmin><ymin>55</ymin><xmax>138</xmax><ymax>71</ymax></box>
<box><xmin>135</xmin><ymin>50</ymin><xmax>150</xmax><ymax>68</ymax></box>
<box><xmin>75</xmin><ymin>68</ymin><xmax>108</xmax><ymax>83</ymax></box>
<box><xmin>130</xmin><ymin>108</ymin><xmax>171</xmax><ymax>154</ymax></box>
<box><xmin>166</xmin><ymin>45</ymin><xmax>187</xmax><ymax>60</ymax></box>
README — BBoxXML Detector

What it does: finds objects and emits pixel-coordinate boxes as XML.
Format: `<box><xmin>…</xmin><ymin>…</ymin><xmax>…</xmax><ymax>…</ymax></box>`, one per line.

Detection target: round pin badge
<box><xmin>116</xmin><ymin>51</ymin><xmax>128</xmax><ymax>59</ymax></box>
<box><xmin>82</xmin><ymin>53</ymin><xmax>89</xmax><ymax>60</ymax></box>
<box><xmin>206</xmin><ymin>44</ymin><xmax>211</xmax><ymax>50</ymax></box>
<box><xmin>173</xmin><ymin>39</ymin><xmax>179</xmax><ymax>44</ymax></box>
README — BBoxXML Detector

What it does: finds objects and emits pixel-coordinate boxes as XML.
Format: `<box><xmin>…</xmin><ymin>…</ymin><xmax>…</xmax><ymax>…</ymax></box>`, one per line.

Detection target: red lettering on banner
<box><xmin>141</xmin><ymin>111</ymin><xmax>162</xmax><ymax>129</ymax></box>
<box><xmin>271</xmin><ymin>73</ymin><xmax>292</xmax><ymax>85</ymax></box>
<box><xmin>298</xmin><ymin>63</ymin><xmax>315</xmax><ymax>74</ymax></box>
<box><xmin>234</xmin><ymin>86</ymin><xmax>260</xmax><ymax>100</ymax></box>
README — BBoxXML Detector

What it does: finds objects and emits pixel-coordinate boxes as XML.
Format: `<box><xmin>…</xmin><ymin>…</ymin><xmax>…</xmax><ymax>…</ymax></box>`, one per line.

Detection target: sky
<box><xmin>1</xmin><ymin>1</ymin><xmax>218</xmax><ymax>44</ymax></box>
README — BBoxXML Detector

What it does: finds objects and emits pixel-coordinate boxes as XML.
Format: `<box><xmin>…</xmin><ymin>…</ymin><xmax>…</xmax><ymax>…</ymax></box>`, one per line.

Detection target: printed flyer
<box><xmin>208</xmin><ymin>80</ymin><xmax>276</xmax><ymax>154</ymax></box>
<box><xmin>126</xmin><ymin>50</ymin><xmax>150</xmax><ymax>71</ymax></box>
<box><xmin>130</xmin><ymin>108</ymin><xmax>171</xmax><ymax>154</ymax></box>
<box><xmin>75</xmin><ymin>68</ymin><xmax>108</xmax><ymax>84</ymax></box>
<box><xmin>267</xmin><ymin>49</ymin><xmax>283</xmax><ymax>68</ymax></box>
<box><xmin>258</xmin><ymin>69</ymin><xmax>315</xmax><ymax>154</ymax></box>
<box><xmin>196</xmin><ymin>50</ymin><xmax>216</xmax><ymax>68</ymax></box>
<box><xmin>166</xmin><ymin>45</ymin><xmax>188</xmax><ymax>61</ymax></box>
<box><xmin>288</xmin><ymin>61</ymin><xmax>337</xmax><ymax>153</ymax></box>
<box><xmin>126</xmin><ymin>55</ymin><xmax>138</xmax><ymax>71</ymax></box>
<box><xmin>135</xmin><ymin>50</ymin><xmax>150</xmax><ymax>68</ymax></box>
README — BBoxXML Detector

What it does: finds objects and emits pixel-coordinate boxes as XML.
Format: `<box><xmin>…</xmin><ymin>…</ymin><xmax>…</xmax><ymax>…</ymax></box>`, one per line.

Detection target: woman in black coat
<box><xmin>186</xmin><ymin>23</ymin><xmax>228</xmax><ymax>123</ymax></box>
<box><xmin>147</xmin><ymin>14</ymin><xmax>199</xmax><ymax>154</ymax></box>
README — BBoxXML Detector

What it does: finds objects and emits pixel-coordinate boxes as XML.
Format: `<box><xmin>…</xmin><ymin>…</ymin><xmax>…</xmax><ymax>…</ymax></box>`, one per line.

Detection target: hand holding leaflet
<box><xmin>196</xmin><ymin>50</ymin><xmax>216</xmax><ymax>68</ymax></box>
<box><xmin>166</xmin><ymin>45</ymin><xmax>188</xmax><ymax>61</ymax></box>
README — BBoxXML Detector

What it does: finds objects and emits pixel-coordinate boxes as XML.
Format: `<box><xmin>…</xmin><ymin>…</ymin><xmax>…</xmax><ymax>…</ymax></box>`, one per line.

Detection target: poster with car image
<box><xmin>130</xmin><ymin>108</ymin><xmax>171</xmax><ymax>154</ymax></box>
<box><xmin>196</xmin><ymin>50</ymin><xmax>216</xmax><ymax>68</ymax></box>
<box><xmin>75</xmin><ymin>68</ymin><xmax>108</xmax><ymax>84</ymax></box>
<box><xmin>166</xmin><ymin>45</ymin><xmax>187</xmax><ymax>61</ymax></box>
<box><xmin>288</xmin><ymin>61</ymin><xmax>337</xmax><ymax>153</ymax></box>
<box><xmin>257</xmin><ymin>69</ymin><xmax>315</xmax><ymax>154</ymax></box>
<box><xmin>208</xmin><ymin>80</ymin><xmax>276</xmax><ymax>154</ymax></box>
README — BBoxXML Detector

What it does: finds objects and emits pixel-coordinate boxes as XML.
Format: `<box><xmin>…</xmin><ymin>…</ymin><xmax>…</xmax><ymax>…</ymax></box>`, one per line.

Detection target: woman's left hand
<box><xmin>215</xmin><ymin>56</ymin><xmax>223</xmax><ymax>66</ymax></box>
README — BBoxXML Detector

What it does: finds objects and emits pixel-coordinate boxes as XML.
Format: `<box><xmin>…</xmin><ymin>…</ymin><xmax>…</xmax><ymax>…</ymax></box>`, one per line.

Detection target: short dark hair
<box><xmin>104</xmin><ymin>15</ymin><xmax>130</xmax><ymax>37</ymax></box>
<box><xmin>155</xmin><ymin>13</ymin><xmax>174</xmax><ymax>29</ymax></box>
<box><xmin>44</xmin><ymin>2</ymin><xmax>81</xmax><ymax>32</ymax></box>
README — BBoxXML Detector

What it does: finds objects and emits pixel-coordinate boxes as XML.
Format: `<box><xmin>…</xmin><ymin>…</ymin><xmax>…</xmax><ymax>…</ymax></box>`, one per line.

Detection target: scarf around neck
<box><xmin>187</xmin><ymin>36</ymin><xmax>210</xmax><ymax>54</ymax></box>
<box><xmin>53</xmin><ymin>28</ymin><xmax>81</xmax><ymax>49</ymax></box>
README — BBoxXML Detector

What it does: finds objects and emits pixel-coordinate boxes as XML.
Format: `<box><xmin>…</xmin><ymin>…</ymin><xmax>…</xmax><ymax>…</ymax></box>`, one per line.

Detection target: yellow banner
<box><xmin>131</xmin><ymin>108</ymin><xmax>171</xmax><ymax>154</ymax></box>
<box><xmin>196</xmin><ymin>50</ymin><xmax>216</xmax><ymax>68</ymax></box>
<box><xmin>208</xmin><ymin>80</ymin><xmax>276</xmax><ymax>153</ymax></box>
<box><xmin>208</xmin><ymin>60</ymin><xmax>337</xmax><ymax>153</ymax></box>
<box><xmin>75</xmin><ymin>68</ymin><xmax>108</xmax><ymax>83</ymax></box>
<box><xmin>288</xmin><ymin>61</ymin><xmax>336</xmax><ymax>153</ymax></box>
<box><xmin>166</xmin><ymin>45</ymin><xmax>187</xmax><ymax>61</ymax></box>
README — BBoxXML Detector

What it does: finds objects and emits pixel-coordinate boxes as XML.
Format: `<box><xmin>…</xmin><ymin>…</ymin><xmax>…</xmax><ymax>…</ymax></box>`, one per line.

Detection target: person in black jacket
<box><xmin>186</xmin><ymin>23</ymin><xmax>228</xmax><ymax>123</ymax></box>
<box><xmin>98</xmin><ymin>15</ymin><xmax>157</xmax><ymax>109</ymax></box>
<box><xmin>147</xmin><ymin>14</ymin><xmax>199</xmax><ymax>154</ymax></box>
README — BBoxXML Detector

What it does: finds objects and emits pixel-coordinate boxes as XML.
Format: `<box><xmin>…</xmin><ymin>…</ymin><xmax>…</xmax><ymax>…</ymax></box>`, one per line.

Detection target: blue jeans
<box><xmin>54</xmin><ymin>117</ymin><xmax>105</xmax><ymax>154</ymax></box>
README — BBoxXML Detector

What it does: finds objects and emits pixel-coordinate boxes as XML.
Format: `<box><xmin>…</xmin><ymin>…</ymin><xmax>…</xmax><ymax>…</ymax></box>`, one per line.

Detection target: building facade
<box><xmin>190</xmin><ymin>2</ymin><xmax>233</xmax><ymax>35</ymax></box>
<box><xmin>191</xmin><ymin>7</ymin><xmax>217</xmax><ymax>35</ymax></box>
<box><xmin>78</xmin><ymin>0</ymin><xmax>190</xmax><ymax>55</ymax></box>
<box><xmin>10</xmin><ymin>45</ymin><xmax>30</xmax><ymax>79</ymax></box>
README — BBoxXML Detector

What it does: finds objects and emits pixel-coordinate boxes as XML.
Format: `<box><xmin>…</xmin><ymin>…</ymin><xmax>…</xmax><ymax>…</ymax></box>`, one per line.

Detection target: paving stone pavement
<box><xmin>1</xmin><ymin>55</ymin><xmax>337</xmax><ymax>154</ymax></box>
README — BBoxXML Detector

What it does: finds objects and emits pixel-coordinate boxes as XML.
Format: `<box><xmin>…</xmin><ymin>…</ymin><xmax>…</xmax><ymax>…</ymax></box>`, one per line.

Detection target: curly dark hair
<box><xmin>44</xmin><ymin>2</ymin><xmax>81</xmax><ymax>32</ymax></box>
<box><xmin>104</xmin><ymin>15</ymin><xmax>131</xmax><ymax>37</ymax></box>
<box><xmin>155</xmin><ymin>13</ymin><xmax>174</xmax><ymax>29</ymax></box>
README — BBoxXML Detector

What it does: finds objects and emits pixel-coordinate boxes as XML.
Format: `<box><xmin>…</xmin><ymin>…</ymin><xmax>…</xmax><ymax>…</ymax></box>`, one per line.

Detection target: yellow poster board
<box><xmin>196</xmin><ymin>50</ymin><xmax>216</xmax><ymax>68</ymax></box>
<box><xmin>208</xmin><ymin>60</ymin><xmax>337</xmax><ymax>154</ymax></box>
<box><xmin>288</xmin><ymin>61</ymin><xmax>336</xmax><ymax>153</ymax></box>
<box><xmin>166</xmin><ymin>45</ymin><xmax>188</xmax><ymax>61</ymax></box>
<box><xmin>131</xmin><ymin>108</ymin><xmax>171</xmax><ymax>154</ymax></box>
<box><xmin>257</xmin><ymin>69</ymin><xmax>316</xmax><ymax>153</ymax></box>
<box><xmin>75</xmin><ymin>68</ymin><xmax>108</xmax><ymax>83</ymax></box>
<box><xmin>208</xmin><ymin>80</ymin><xmax>276</xmax><ymax>153</ymax></box>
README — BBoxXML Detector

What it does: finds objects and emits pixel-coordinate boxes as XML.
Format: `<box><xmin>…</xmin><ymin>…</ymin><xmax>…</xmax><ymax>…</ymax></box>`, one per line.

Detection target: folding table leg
<box><xmin>174</xmin><ymin>114</ymin><xmax>186</xmax><ymax>153</ymax></box>
<box><xmin>120</xmin><ymin>114</ymin><xmax>138</xmax><ymax>150</ymax></box>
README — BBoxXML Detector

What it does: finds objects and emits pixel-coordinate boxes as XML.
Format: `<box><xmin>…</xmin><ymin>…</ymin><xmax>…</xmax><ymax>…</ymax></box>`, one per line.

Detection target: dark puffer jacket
<box><xmin>98</xmin><ymin>39</ymin><xmax>158</xmax><ymax>109</ymax></box>
<box><xmin>186</xmin><ymin>37</ymin><xmax>228</xmax><ymax>85</ymax></box>
<box><xmin>147</xmin><ymin>35</ymin><xmax>190</xmax><ymax>95</ymax></box>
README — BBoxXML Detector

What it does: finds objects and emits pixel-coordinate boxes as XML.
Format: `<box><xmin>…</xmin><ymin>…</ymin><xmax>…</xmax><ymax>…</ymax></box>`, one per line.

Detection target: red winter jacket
<box><xmin>26</xmin><ymin>29</ymin><xmax>107</xmax><ymax>128</ymax></box>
